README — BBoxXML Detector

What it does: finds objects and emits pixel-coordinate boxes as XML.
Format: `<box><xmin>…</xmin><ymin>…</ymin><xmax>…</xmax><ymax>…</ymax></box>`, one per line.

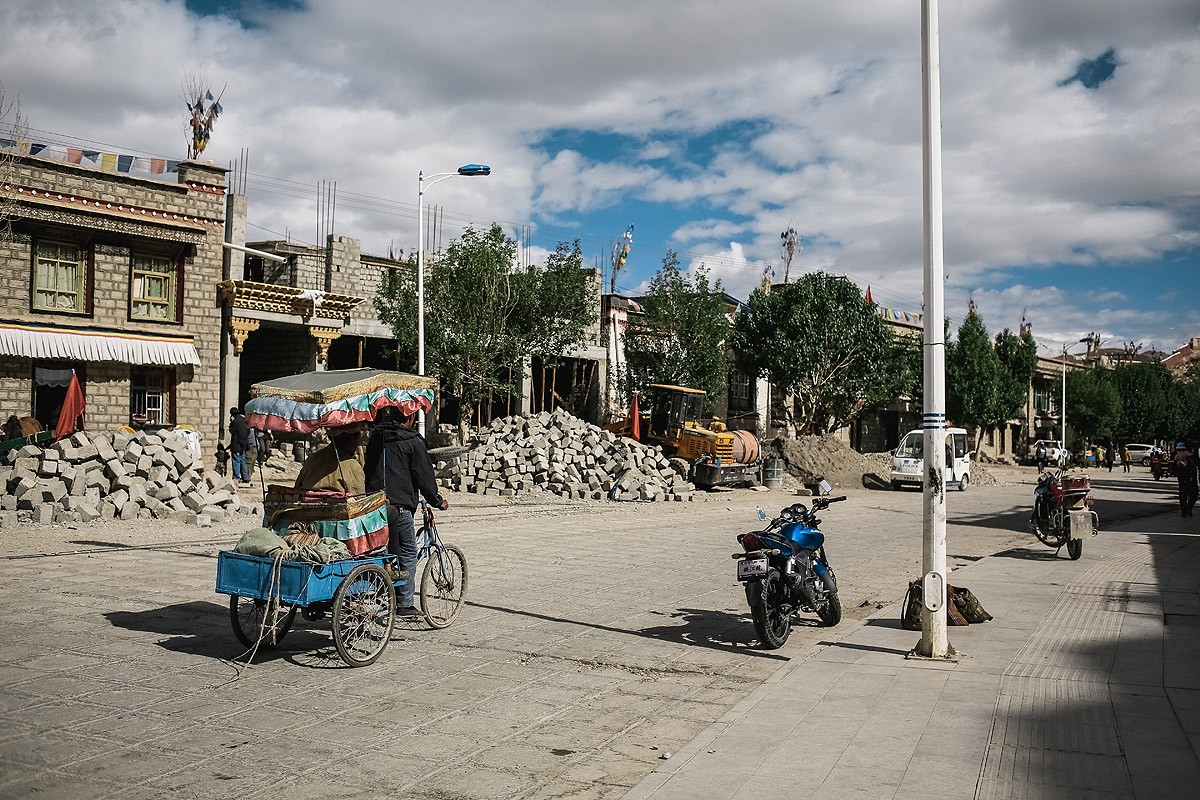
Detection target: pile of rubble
<box><xmin>1</xmin><ymin>430</ymin><xmax>256</xmax><ymax>527</ymax></box>
<box><xmin>436</xmin><ymin>409</ymin><xmax>697</xmax><ymax>501</ymax></box>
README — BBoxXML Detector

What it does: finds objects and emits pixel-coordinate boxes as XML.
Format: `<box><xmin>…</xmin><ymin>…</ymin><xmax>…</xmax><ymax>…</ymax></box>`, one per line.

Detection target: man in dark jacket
<box><xmin>1174</xmin><ymin>441</ymin><xmax>1199</xmax><ymax>517</ymax></box>
<box><xmin>228</xmin><ymin>407</ymin><xmax>251</xmax><ymax>484</ymax></box>
<box><xmin>364</xmin><ymin>406</ymin><xmax>448</xmax><ymax>612</ymax></box>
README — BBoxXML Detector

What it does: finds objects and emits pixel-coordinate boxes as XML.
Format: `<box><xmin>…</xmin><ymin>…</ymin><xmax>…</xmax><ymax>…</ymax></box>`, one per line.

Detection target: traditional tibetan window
<box><xmin>33</xmin><ymin>240</ymin><xmax>90</xmax><ymax>314</ymax></box>
<box><xmin>130</xmin><ymin>252</ymin><xmax>180</xmax><ymax>322</ymax></box>
<box><xmin>130</xmin><ymin>367</ymin><xmax>174</xmax><ymax>425</ymax></box>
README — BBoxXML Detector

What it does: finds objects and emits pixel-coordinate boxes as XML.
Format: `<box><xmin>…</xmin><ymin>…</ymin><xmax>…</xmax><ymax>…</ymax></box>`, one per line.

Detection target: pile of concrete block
<box><xmin>435</xmin><ymin>409</ymin><xmax>698</xmax><ymax>501</ymax></box>
<box><xmin>1</xmin><ymin>430</ymin><xmax>256</xmax><ymax>527</ymax></box>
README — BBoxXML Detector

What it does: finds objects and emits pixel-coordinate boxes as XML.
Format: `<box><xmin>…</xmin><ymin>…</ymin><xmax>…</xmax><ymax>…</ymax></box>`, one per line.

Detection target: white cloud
<box><xmin>1</xmin><ymin>0</ymin><xmax>1196</xmax><ymax>349</ymax></box>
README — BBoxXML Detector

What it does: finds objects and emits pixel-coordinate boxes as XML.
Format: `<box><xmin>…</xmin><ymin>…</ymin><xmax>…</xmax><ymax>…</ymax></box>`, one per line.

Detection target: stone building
<box><xmin>219</xmin><ymin>217</ymin><xmax>609</xmax><ymax>442</ymax></box>
<box><xmin>0</xmin><ymin>151</ymin><xmax>227</xmax><ymax>454</ymax></box>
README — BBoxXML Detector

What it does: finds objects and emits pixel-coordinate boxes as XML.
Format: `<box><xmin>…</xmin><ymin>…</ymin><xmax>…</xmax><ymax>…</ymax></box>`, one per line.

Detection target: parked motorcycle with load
<box><xmin>1029</xmin><ymin>467</ymin><xmax>1099</xmax><ymax>560</ymax></box>
<box><xmin>733</xmin><ymin>482</ymin><xmax>844</xmax><ymax>648</ymax></box>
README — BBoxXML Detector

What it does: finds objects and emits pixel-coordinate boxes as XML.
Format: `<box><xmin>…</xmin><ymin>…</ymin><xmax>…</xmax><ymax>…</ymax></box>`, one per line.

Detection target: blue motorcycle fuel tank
<box><xmin>780</xmin><ymin>522</ymin><xmax>824</xmax><ymax>551</ymax></box>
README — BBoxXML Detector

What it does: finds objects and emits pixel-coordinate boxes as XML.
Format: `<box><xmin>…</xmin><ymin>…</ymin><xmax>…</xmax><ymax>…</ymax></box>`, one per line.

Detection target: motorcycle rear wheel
<box><xmin>751</xmin><ymin>569</ymin><xmax>791</xmax><ymax>649</ymax></box>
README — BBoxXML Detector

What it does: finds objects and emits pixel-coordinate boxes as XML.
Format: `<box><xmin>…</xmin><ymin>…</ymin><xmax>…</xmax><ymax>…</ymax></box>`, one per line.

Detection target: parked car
<box><xmin>890</xmin><ymin>428</ymin><xmax>972</xmax><ymax>490</ymax></box>
<box><xmin>1124</xmin><ymin>443</ymin><xmax>1157</xmax><ymax>467</ymax></box>
<box><xmin>1026</xmin><ymin>439</ymin><xmax>1064</xmax><ymax>466</ymax></box>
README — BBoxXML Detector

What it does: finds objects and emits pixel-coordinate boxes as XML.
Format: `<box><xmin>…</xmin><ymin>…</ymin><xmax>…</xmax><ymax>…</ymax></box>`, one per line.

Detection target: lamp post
<box><xmin>416</xmin><ymin>163</ymin><xmax>491</xmax><ymax>436</ymax></box>
<box><xmin>1059</xmin><ymin>334</ymin><xmax>1095</xmax><ymax>464</ymax></box>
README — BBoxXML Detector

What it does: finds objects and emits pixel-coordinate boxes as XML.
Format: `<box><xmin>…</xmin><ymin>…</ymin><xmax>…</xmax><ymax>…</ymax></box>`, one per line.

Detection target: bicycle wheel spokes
<box><xmin>420</xmin><ymin>543</ymin><xmax>468</xmax><ymax>629</ymax></box>
<box><xmin>230</xmin><ymin>595</ymin><xmax>296</xmax><ymax>650</ymax></box>
<box><xmin>332</xmin><ymin>564</ymin><xmax>396</xmax><ymax>667</ymax></box>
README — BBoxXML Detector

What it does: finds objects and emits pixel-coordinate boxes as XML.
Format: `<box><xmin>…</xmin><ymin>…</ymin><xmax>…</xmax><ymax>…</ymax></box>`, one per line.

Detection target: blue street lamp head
<box><xmin>457</xmin><ymin>163</ymin><xmax>491</xmax><ymax>176</ymax></box>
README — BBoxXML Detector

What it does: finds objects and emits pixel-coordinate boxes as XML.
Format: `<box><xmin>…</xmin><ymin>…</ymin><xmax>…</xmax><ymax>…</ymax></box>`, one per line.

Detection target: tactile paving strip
<box><xmin>975</xmin><ymin>545</ymin><xmax>1152</xmax><ymax>799</ymax></box>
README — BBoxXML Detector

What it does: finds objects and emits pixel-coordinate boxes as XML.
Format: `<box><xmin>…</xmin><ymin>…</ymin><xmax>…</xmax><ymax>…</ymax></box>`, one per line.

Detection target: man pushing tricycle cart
<box><xmin>214</xmin><ymin>368</ymin><xmax>468</xmax><ymax>667</ymax></box>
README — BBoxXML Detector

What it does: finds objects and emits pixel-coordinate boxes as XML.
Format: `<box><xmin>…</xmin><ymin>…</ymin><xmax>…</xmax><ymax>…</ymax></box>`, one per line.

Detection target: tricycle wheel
<box><xmin>230</xmin><ymin>595</ymin><xmax>297</xmax><ymax>650</ymax></box>
<box><xmin>420</xmin><ymin>544</ymin><xmax>468</xmax><ymax>629</ymax></box>
<box><xmin>332</xmin><ymin>563</ymin><xmax>395</xmax><ymax>667</ymax></box>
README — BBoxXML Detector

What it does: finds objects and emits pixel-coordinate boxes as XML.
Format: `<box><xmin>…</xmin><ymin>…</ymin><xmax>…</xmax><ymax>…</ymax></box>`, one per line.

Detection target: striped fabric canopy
<box><xmin>0</xmin><ymin>321</ymin><xmax>201</xmax><ymax>365</ymax></box>
<box><xmin>244</xmin><ymin>368</ymin><xmax>437</xmax><ymax>434</ymax></box>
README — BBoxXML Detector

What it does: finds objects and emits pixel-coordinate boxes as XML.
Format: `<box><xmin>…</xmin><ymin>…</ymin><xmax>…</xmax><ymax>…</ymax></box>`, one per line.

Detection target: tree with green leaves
<box><xmin>993</xmin><ymin>326</ymin><xmax>1039</xmax><ymax>425</ymax></box>
<box><xmin>1065</xmin><ymin>367</ymin><xmax>1121</xmax><ymax>443</ymax></box>
<box><xmin>622</xmin><ymin>251</ymin><xmax>730</xmax><ymax>405</ymax></box>
<box><xmin>945</xmin><ymin>309</ymin><xmax>1003</xmax><ymax>447</ymax></box>
<box><xmin>1112</xmin><ymin>361</ymin><xmax>1172</xmax><ymax>443</ymax></box>
<box><xmin>1166</xmin><ymin>370</ymin><xmax>1200</xmax><ymax>445</ymax></box>
<box><xmin>868</xmin><ymin>329</ymin><xmax>923</xmax><ymax>413</ymax></box>
<box><xmin>375</xmin><ymin>224</ymin><xmax>595</xmax><ymax>442</ymax></box>
<box><xmin>732</xmin><ymin>271</ymin><xmax>891</xmax><ymax>435</ymax></box>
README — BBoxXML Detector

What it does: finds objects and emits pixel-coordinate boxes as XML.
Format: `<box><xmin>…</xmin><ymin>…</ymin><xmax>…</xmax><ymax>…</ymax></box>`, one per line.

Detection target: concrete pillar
<box><xmin>224</xmin><ymin>316</ymin><xmax>258</xmax><ymax>415</ymax></box>
<box><xmin>224</xmin><ymin>194</ymin><xmax>248</xmax><ymax>281</ymax></box>
<box><xmin>519</xmin><ymin>356</ymin><xmax>534</xmax><ymax>415</ymax></box>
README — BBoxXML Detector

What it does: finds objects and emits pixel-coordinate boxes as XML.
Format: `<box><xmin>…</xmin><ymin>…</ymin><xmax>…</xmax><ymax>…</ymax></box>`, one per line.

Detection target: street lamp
<box><xmin>417</xmin><ymin>163</ymin><xmax>491</xmax><ymax>436</ymax></box>
<box><xmin>1059</xmin><ymin>334</ymin><xmax>1095</xmax><ymax>463</ymax></box>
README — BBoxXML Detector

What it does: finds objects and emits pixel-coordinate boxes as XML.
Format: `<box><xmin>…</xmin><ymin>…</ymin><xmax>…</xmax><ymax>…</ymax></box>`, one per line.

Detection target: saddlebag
<box><xmin>951</xmin><ymin>586</ymin><xmax>993</xmax><ymax>623</ymax></box>
<box><xmin>900</xmin><ymin>579</ymin><xmax>983</xmax><ymax>629</ymax></box>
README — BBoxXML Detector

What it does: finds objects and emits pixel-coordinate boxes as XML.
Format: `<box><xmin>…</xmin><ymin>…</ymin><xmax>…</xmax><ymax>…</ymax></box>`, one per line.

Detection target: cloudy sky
<box><xmin>3</xmin><ymin>0</ymin><xmax>1198</xmax><ymax>355</ymax></box>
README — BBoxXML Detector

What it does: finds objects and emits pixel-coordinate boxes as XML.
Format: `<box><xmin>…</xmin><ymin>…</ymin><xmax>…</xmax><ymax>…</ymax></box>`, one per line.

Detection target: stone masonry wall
<box><xmin>0</xmin><ymin>156</ymin><xmax>226</xmax><ymax>457</ymax></box>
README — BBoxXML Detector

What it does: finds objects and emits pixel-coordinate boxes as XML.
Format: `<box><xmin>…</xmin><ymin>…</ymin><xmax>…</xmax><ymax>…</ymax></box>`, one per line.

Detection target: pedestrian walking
<box><xmin>364</xmin><ymin>406</ymin><xmax>448</xmax><ymax>614</ymax></box>
<box><xmin>1035</xmin><ymin>441</ymin><xmax>1048</xmax><ymax>473</ymax></box>
<box><xmin>246</xmin><ymin>426</ymin><xmax>260</xmax><ymax>477</ymax></box>
<box><xmin>1173</xmin><ymin>442</ymin><xmax>1199</xmax><ymax>517</ymax></box>
<box><xmin>1122</xmin><ymin>444</ymin><xmax>1132</xmax><ymax>474</ymax></box>
<box><xmin>228</xmin><ymin>407</ymin><xmax>250</xmax><ymax>484</ymax></box>
<box><xmin>1105</xmin><ymin>443</ymin><xmax>1115</xmax><ymax>472</ymax></box>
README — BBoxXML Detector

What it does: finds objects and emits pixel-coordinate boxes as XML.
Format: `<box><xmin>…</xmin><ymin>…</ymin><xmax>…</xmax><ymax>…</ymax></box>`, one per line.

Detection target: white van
<box><xmin>889</xmin><ymin>428</ymin><xmax>972</xmax><ymax>491</ymax></box>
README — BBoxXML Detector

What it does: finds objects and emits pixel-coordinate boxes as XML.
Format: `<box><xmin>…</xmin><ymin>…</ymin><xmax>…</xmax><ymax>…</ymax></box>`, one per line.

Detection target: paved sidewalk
<box><xmin>626</xmin><ymin>510</ymin><xmax>1200</xmax><ymax>799</ymax></box>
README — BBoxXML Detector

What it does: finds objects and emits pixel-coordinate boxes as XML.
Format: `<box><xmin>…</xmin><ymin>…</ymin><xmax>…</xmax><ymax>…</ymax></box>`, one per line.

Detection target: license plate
<box><xmin>737</xmin><ymin>558</ymin><xmax>768</xmax><ymax>580</ymax></box>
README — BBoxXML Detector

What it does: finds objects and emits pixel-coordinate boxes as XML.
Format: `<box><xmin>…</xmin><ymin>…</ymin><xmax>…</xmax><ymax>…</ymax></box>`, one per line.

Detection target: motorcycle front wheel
<box><xmin>751</xmin><ymin>569</ymin><xmax>791</xmax><ymax>649</ymax></box>
<box><xmin>817</xmin><ymin>592</ymin><xmax>842</xmax><ymax>626</ymax></box>
<box><xmin>1031</xmin><ymin>502</ymin><xmax>1067</xmax><ymax>548</ymax></box>
<box><xmin>1067</xmin><ymin>539</ymin><xmax>1083</xmax><ymax>560</ymax></box>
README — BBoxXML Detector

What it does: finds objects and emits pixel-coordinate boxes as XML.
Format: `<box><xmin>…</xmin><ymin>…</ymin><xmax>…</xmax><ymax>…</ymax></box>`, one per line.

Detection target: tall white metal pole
<box><xmin>918</xmin><ymin>0</ymin><xmax>950</xmax><ymax>658</ymax></box>
<box><xmin>1061</xmin><ymin>346</ymin><xmax>1067</xmax><ymax>458</ymax></box>
<box><xmin>417</xmin><ymin>170</ymin><xmax>427</xmax><ymax>436</ymax></box>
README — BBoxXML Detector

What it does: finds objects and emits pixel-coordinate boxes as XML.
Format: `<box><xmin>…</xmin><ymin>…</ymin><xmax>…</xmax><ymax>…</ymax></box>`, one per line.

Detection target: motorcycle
<box><xmin>733</xmin><ymin>483</ymin><xmax>845</xmax><ymax>648</ymax></box>
<box><xmin>1029</xmin><ymin>467</ymin><xmax>1099</xmax><ymax>560</ymax></box>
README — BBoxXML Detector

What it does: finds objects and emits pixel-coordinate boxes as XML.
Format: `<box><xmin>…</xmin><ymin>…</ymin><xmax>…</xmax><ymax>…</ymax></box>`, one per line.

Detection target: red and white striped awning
<box><xmin>0</xmin><ymin>322</ymin><xmax>201</xmax><ymax>366</ymax></box>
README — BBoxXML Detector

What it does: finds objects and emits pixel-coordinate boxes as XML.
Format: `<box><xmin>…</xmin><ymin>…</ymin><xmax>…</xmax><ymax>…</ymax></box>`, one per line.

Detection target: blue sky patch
<box><xmin>185</xmin><ymin>0</ymin><xmax>304</xmax><ymax>27</ymax></box>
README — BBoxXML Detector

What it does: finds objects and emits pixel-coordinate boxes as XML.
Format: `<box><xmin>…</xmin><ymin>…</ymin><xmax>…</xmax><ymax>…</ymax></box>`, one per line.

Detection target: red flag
<box><xmin>629</xmin><ymin>392</ymin><xmax>641</xmax><ymax>441</ymax></box>
<box><xmin>54</xmin><ymin>373</ymin><xmax>85</xmax><ymax>440</ymax></box>
<box><xmin>865</xmin><ymin>285</ymin><xmax>874</xmax><ymax>305</ymax></box>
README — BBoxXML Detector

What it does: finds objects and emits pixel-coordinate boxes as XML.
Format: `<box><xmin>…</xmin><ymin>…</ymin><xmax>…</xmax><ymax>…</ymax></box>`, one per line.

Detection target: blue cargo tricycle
<box><xmin>214</xmin><ymin>368</ymin><xmax>468</xmax><ymax>667</ymax></box>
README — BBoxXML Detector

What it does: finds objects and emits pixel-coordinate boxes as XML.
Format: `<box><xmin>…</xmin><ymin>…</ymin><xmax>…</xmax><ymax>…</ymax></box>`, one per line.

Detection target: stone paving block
<box><xmin>32</xmin><ymin>503</ymin><xmax>56</xmax><ymax>525</ymax></box>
